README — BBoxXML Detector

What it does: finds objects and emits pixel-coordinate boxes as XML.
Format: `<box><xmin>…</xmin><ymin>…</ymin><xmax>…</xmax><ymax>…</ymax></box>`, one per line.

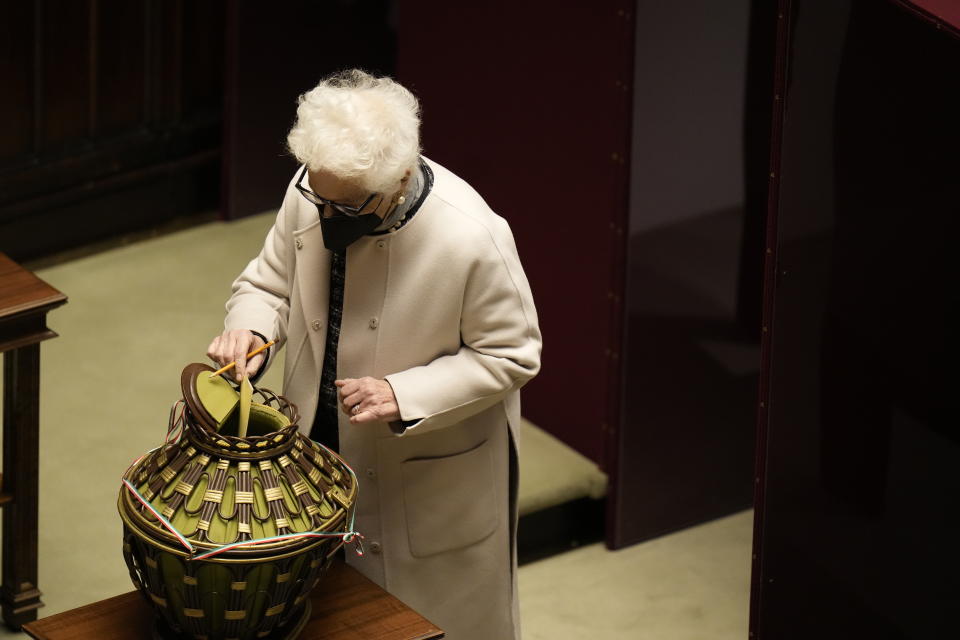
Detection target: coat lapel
<box><xmin>292</xmin><ymin>220</ymin><xmax>331</xmax><ymax>373</ymax></box>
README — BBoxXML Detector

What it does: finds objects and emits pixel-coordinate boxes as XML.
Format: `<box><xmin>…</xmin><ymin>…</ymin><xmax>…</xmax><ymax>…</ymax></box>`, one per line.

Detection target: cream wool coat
<box><xmin>223</xmin><ymin>157</ymin><xmax>541</xmax><ymax>640</ymax></box>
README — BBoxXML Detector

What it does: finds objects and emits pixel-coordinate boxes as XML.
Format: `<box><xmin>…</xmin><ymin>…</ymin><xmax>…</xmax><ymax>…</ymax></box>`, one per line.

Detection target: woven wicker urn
<box><xmin>119</xmin><ymin>363</ymin><xmax>359</xmax><ymax>640</ymax></box>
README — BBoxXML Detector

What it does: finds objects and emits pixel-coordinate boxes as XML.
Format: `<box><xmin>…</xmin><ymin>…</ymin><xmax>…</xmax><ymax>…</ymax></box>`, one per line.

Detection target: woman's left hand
<box><xmin>336</xmin><ymin>377</ymin><xmax>401</xmax><ymax>424</ymax></box>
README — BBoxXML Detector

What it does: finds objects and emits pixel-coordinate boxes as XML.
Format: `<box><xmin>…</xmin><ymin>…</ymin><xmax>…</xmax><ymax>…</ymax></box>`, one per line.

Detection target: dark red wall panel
<box><xmin>396</xmin><ymin>1</ymin><xmax>635</xmax><ymax>465</ymax></box>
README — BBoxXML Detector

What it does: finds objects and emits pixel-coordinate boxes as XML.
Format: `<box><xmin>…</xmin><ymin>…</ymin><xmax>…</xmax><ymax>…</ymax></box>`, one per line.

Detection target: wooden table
<box><xmin>23</xmin><ymin>560</ymin><xmax>444</xmax><ymax>640</ymax></box>
<box><xmin>0</xmin><ymin>253</ymin><xmax>67</xmax><ymax>629</ymax></box>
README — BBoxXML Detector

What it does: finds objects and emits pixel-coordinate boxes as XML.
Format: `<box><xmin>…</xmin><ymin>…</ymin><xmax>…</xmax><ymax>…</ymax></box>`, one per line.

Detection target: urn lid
<box><xmin>181</xmin><ymin>362</ymin><xmax>246</xmax><ymax>428</ymax></box>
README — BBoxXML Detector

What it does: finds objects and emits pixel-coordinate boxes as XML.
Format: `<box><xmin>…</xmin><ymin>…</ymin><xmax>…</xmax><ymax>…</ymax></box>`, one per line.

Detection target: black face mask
<box><xmin>318</xmin><ymin>211</ymin><xmax>381</xmax><ymax>251</ymax></box>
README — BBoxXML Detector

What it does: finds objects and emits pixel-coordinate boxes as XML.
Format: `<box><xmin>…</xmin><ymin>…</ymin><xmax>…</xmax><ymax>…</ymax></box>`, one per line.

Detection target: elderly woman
<box><xmin>207</xmin><ymin>70</ymin><xmax>541</xmax><ymax>640</ymax></box>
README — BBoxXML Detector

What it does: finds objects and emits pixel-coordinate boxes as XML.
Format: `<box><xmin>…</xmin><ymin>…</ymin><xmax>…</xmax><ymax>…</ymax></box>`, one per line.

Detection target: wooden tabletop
<box><xmin>22</xmin><ymin>561</ymin><xmax>443</xmax><ymax>640</ymax></box>
<box><xmin>0</xmin><ymin>253</ymin><xmax>66</xmax><ymax>319</ymax></box>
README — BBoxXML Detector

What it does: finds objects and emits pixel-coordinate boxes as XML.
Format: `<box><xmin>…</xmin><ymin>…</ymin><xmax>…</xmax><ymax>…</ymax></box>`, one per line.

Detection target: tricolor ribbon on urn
<box><xmin>121</xmin><ymin>441</ymin><xmax>364</xmax><ymax>561</ymax></box>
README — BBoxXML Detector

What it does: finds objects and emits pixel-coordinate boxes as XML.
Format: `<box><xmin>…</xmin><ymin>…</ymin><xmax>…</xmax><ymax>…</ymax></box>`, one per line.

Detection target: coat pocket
<box><xmin>401</xmin><ymin>439</ymin><xmax>499</xmax><ymax>558</ymax></box>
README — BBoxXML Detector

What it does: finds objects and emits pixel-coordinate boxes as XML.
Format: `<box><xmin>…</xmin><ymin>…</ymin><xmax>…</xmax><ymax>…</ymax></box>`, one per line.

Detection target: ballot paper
<box><xmin>237</xmin><ymin>374</ymin><xmax>253</xmax><ymax>438</ymax></box>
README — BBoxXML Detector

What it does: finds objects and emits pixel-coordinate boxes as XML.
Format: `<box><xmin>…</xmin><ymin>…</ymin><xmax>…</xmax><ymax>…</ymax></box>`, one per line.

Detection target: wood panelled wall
<box><xmin>0</xmin><ymin>0</ymin><xmax>224</xmax><ymax>262</ymax></box>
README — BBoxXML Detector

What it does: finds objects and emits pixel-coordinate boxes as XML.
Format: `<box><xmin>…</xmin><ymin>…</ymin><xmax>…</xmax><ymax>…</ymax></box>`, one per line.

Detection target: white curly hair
<box><xmin>286</xmin><ymin>69</ymin><xmax>421</xmax><ymax>194</ymax></box>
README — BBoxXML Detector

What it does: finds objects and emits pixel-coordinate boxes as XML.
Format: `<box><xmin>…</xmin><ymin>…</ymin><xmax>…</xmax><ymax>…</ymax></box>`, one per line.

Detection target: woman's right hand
<box><xmin>206</xmin><ymin>329</ymin><xmax>266</xmax><ymax>382</ymax></box>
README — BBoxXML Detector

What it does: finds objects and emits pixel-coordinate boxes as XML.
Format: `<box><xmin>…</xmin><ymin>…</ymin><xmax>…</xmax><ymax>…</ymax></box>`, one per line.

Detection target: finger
<box><xmin>350</xmin><ymin>409</ymin><xmax>375</xmax><ymax>425</ymax></box>
<box><xmin>341</xmin><ymin>390</ymin><xmax>365</xmax><ymax>408</ymax></box>
<box><xmin>228</xmin><ymin>334</ymin><xmax>248</xmax><ymax>382</ymax></box>
<box><xmin>337</xmin><ymin>380</ymin><xmax>360</xmax><ymax>397</ymax></box>
<box><xmin>235</xmin><ymin>347</ymin><xmax>248</xmax><ymax>382</ymax></box>
<box><xmin>246</xmin><ymin>353</ymin><xmax>264</xmax><ymax>378</ymax></box>
<box><xmin>341</xmin><ymin>397</ymin><xmax>363</xmax><ymax>416</ymax></box>
<box><xmin>206</xmin><ymin>336</ymin><xmax>220</xmax><ymax>361</ymax></box>
<box><xmin>337</xmin><ymin>377</ymin><xmax>369</xmax><ymax>390</ymax></box>
<box><xmin>350</xmin><ymin>389</ymin><xmax>376</xmax><ymax>412</ymax></box>
<box><xmin>216</xmin><ymin>334</ymin><xmax>232</xmax><ymax>364</ymax></box>
<box><xmin>352</xmin><ymin>403</ymin><xmax>388</xmax><ymax>424</ymax></box>
<box><xmin>217</xmin><ymin>332</ymin><xmax>233</xmax><ymax>364</ymax></box>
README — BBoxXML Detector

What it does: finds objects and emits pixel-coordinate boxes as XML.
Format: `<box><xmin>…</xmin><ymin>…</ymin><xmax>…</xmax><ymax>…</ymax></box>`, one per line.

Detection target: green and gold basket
<box><xmin>118</xmin><ymin>363</ymin><xmax>359</xmax><ymax>640</ymax></box>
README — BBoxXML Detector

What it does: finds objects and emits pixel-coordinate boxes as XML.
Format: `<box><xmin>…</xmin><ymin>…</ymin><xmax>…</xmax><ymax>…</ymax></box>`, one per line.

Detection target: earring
<box><xmin>397</xmin><ymin>195</ymin><xmax>406</xmax><ymax>205</ymax></box>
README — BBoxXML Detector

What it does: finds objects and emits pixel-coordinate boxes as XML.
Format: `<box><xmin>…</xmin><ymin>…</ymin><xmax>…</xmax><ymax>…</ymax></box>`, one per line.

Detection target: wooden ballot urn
<box><xmin>118</xmin><ymin>363</ymin><xmax>359</xmax><ymax>640</ymax></box>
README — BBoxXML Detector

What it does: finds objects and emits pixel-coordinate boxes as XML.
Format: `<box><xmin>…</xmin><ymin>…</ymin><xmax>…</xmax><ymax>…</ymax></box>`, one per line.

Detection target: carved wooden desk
<box><xmin>0</xmin><ymin>253</ymin><xmax>67</xmax><ymax>629</ymax></box>
<box><xmin>23</xmin><ymin>560</ymin><xmax>444</xmax><ymax>639</ymax></box>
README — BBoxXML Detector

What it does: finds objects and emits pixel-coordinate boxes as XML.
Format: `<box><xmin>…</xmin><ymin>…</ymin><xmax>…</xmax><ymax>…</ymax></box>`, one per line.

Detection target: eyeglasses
<box><xmin>295</xmin><ymin>165</ymin><xmax>382</xmax><ymax>217</ymax></box>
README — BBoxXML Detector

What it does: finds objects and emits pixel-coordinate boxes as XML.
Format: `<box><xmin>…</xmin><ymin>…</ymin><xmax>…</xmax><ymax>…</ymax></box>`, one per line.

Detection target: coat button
<box><xmin>376</xmin><ymin>239</ymin><xmax>387</xmax><ymax>249</ymax></box>
<box><xmin>311</xmin><ymin>319</ymin><xmax>323</xmax><ymax>331</ymax></box>
<box><xmin>296</xmin><ymin>238</ymin><xmax>303</xmax><ymax>250</ymax></box>
<box><xmin>368</xmin><ymin>317</ymin><xmax>379</xmax><ymax>329</ymax></box>
<box><xmin>365</xmin><ymin>468</ymin><xmax>376</xmax><ymax>478</ymax></box>
<box><xmin>369</xmin><ymin>541</ymin><xmax>382</xmax><ymax>554</ymax></box>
